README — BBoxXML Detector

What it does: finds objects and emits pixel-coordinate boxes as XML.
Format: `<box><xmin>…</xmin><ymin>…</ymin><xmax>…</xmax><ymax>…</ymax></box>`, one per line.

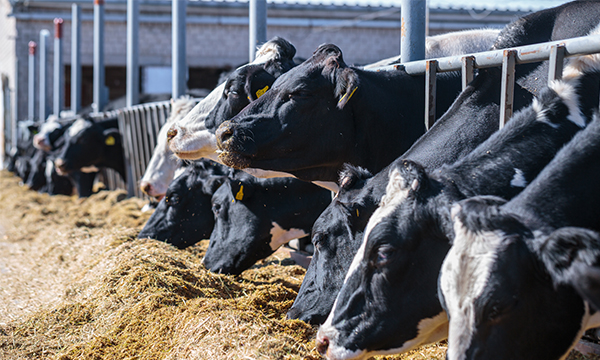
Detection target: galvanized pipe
<box><xmin>39</xmin><ymin>29</ymin><xmax>50</xmax><ymax>122</ymax></box>
<box><xmin>249</xmin><ymin>0</ymin><xmax>267</xmax><ymax>61</ymax></box>
<box><xmin>376</xmin><ymin>34</ymin><xmax>600</xmax><ymax>75</ymax></box>
<box><xmin>172</xmin><ymin>0</ymin><xmax>186</xmax><ymax>99</ymax></box>
<box><xmin>93</xmin><ymin>0</ymin><xmax>106</xmax><ymax>113</ymax></box>
<box><xmin>126</xmin><ymin>0</ymin><xmax>139</xmax><ymax>107</ymax></box>
<box><xmin>425</xmin><ymin>59</ymin><xmax>437</xmax><ymax>130</ymax></box>
<box><xmin>71</xmin><ymin>4</ymin><xmax>81</xmax><ymax>114</ymax></box>
<box><xmin>28</xmin><ymin>41</ymin><xmax>36</xmax><ymax>120</ymax></box>
<box><xmin>53</xmin><ymin>18</ymin><xmax>64</xmax><ymax>117</ymax></box>
<box><xmin>400</xmin><ymin>0</ymin><xmax>426</xmax><ymax>63</ymax></box>
<box><xmin>499</xmin><ymin>50</ymin><xmax>516</xmax><ymax>128</ymax></box>
<box><xmin>548</xmin><ymin>44</ymin><xmax>565</xmax><ymax>84</ymax></box>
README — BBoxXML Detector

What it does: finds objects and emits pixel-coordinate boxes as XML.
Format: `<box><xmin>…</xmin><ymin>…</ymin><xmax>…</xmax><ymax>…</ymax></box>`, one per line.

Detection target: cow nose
<box><xmin>316</xmin><ymin>335</ymin><xmax>330</xmax><ymax>355</ymax></box>
<box><xmin>167</xmin><ymin>127</ymin><xmax>177</xmax><ymax>141</ymax></box>
<box><xmin>286</xmin><ymin>307</ymin><xmax>302</xmax><ymax>320</ymax></box>
<box><xmin>140</xmin><ymin>181</ymin><xmax>152</xmax><ymax>195</ymax></box>
<box><xmin>216</xmin><ymin>122</ymin><xmax>234</xmax><ymax>148</ymax></box>
<box><xmin>54</xmin><ymin>158</ymin><xmax>65</xmax><ymax>169</ymax></box>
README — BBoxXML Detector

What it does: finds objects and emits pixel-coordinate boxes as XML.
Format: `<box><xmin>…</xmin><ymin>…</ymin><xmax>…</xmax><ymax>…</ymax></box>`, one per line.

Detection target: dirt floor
<box><xmin>0</xmin><ymin>170</ymin><xmax>597</xmax><ymax>360</ymax></box>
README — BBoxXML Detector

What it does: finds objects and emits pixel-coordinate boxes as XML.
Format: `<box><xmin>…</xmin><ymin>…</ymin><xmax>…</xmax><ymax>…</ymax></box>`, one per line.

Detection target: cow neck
<box><xmin>505</xmin><ymin>116</ymin><xmax>600</xmax><ymax>232</ymax></box>
<box><xmin>101</xmin><ymin>142</ymin><xmax>126</xmax><ymax>181</ymax></box>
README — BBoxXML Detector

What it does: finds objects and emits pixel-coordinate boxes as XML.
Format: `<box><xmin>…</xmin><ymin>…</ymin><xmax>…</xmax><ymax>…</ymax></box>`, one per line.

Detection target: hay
<box><xmin>0</xmin><ymin>170</ymin><xmax>596</xmax><ymax>360</ymax></box>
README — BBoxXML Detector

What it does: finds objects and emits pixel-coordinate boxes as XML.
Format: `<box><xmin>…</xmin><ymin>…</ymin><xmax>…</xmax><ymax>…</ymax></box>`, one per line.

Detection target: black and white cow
<box><xmin>138</xmin><ymin>159</ymin><xmax>229</xmax><ymax>248</ymax></box>
<box><xmin>215</xmin><ymin>42</ymin><xmax>466</xmax><ymax>183</ymax></box>
<box><xmin>54</xmin><ymin>117</ymin><xmax>125</xmax><ymax>181</ymax></box>
<box><xmin>315</xmin><ymin>65</ymin><xmax>600</xmax><ymax>359</ymax></box>
<box><xmin>440</xmin><ymin>109</ymin><xmax>600</xmax><ymax>360</ymax></box>
<box><xmin>139</xmin><ymin>96</ymin><xmax>197</xmax><ymax>199</ymax></box>
<box><xmin>287</xmin><ymin>61</ymin><xmax>510</xmax><ymax>324</ymax></box>
<box><xmin>203</xmin><ymin>173</ymin><xmax>332</xmax><ymax>275</ymax></box>
<box><xmin>165</xmin><ymin>37</ymin><xmax>303</xmax><ymax>183</ymax></box>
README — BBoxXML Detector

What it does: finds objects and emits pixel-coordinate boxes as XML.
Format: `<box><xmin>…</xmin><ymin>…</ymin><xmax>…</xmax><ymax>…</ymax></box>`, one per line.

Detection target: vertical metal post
<box><xmin>249</xmin><ymin>0</ymin><xmax>267</xmax><ymax>61</ymax></box>
<box><xmin>548</xmin><ymin>44</ymin><xmax>565</xmax><ymax>84</ymax></box>
<box><xmin>172</xmin><ymin>0</ymin><xmax>186</xmax><ymax>99</ymax></box>
<box><xmin>39</xmin><ymin>29</ymin><xmax>50</xmax><ymax>122</ymax></box>
<box><xmin>425</xmin><ymin>59</ymin><xmax>437</xmax><ymax>130</ymax></box>
<box><xmin>71</xmin><ymin>4</ymin><xmax>81</xmax><ymax>114</ymax></box>
<box><xmin>53</xmin><ymin>18</ymin><xmax>64</xmax><ymax>118</ymax></box>
<box><xmin>93</xmin><ymin>0</ymin><xmax>106</xmax><ymax>113</ymax></box>
<box><xmin>13</xmin><ymin>58</ymin><xmax>18</xmax><ymax>149</ymax></box>
<box><xmin>500</xmin><ymin>49</ymin><xmax>516</xmax><ymax>128</ymax></box>
<box><xmin>461</xmin><ymin>55</ymin><xmax>475</xmax><ymax>90</ymax></box>
<box><xmin>28</xmin><ymin>41</ymin><xmax>36</xmax><ymax>120</ymax></box>
<box><xmin>126</xmin><ymin>0</ymin><xmax>139</xmax><ymax>107</ymax></box>
<box><xmin>400</xmin><ymin>0</ymin><xmax>426</xmax><ymax>63</ymax></box>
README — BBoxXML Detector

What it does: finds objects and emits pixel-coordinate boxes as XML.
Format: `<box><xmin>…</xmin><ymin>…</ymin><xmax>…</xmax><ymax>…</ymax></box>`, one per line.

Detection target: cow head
<box><xmin>316</xmin><ymin>160</ymin><xmax>452</xmax><ymax>359</ymax></box>
<box><xmin>168</xmin><ymin>36</ymin><xmax>298</xmax><ymax>161</ymax></box>
<box><xmin>440</xmin><ymin>197</ymin><xmax>597</xmax><ymax>360</ymax></box>
<box><xmin>216</xmin><ymin>43</ymin><xmax>360</xmax><ymax>182</ymax></box>
<box><xmin>138</xmin><ymin>160</ymin><xmax>227</xmax><ymax>248</ymax></box>
<box><xmin>204</xmin><ymin>175</ymin><xmax>329</xmax><ymax>275</ymax></box>
<box><xmin>140</xmin><ymin>97</ymin><xmax>196</xmax><ymax>199</ymax></box>
<box><xmin>54</xmin><ymin>118</ymin><xmax>120</xmax><ymax>176</ymax></box>
<box><xmin>287</xmin><ymin>164</ymin><xmax>377</xmax><ymax>324</ymax></box>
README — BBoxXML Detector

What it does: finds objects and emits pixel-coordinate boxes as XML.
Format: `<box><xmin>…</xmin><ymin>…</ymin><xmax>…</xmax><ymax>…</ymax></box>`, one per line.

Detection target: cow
<box><xmin>287</xmin><ymin>60</ymin><xmax>508</xmax><ymax>324</ymax></box>
<box><xmin>362</xmin><ymin>29</ymin><xmax>500</xmax><ymax>69</ymax></box>
<box><xmin>138</xmin><ymin>159</ymin><xmax>229</xmax><ymax>249</ymax></box>
<box><xmin>139</xmin><ymin>96</ymin><xmax>198</xmax><ymax>199</ymax></box>
<box><xmin>315</xmin><ymin>63</ymin><xmax>600</xmax><ymax>359</ymax></box>
<box><xmin>203</xmin><ymin>172</ymin><xmax>332</xmax><ymax>275</ymax></box>
<box><xmin>439</xmin><ymin>109</ymin><xmax>600</xmax><ymax>360</ymax></box>
<box><xmin>165</xmin><ymin>37</ymin><xmax>306</xmax><ymax>184</ymax></box>
<box><xmin>54</xmin><ymin>117</ymin><xmax>125</xmax><ymax>181</ymax></box>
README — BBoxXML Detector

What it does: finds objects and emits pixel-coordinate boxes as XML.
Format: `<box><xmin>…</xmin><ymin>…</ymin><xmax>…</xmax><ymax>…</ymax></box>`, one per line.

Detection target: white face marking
<box><xmin>440</xmin><ymin>216</ymin><xmax>504</xmax><ymax>360</ymax></box>
<box><xmin>68</xmin><ymin>119</ymin><xmax>90</xmax><ymax>137</ymax></box>
<box><xmin>80</xmin><ymin>165</ymin><xmax>100</xmax><ymax>173</ymax></box>
<box><xmin>345</xmin><ymin>168</ymin><xmax>410</xmax><ymax>282</ymax></box>
<box><xmin>45</xmin><ymin>159</ymin><xmax>54</xmax><ymax>178</ymax></box>
<box><xmin>316</xmin><ymin>322</ymin><xmax>367</xmax><ymax>360</ymax></box>
<box><xmin>268</xmin><ymin>222</ymin><xmax>308</xmax><ymax>251</ymax></box>
<box><xmin>510</xmin><ymin>168</ymin><xmax>527</xmax><ymax>188</ymax></box>
<box><xmin>548</xmin><ymin>80</ymin><xmax>586</xmax><ymax>128</ymax></box>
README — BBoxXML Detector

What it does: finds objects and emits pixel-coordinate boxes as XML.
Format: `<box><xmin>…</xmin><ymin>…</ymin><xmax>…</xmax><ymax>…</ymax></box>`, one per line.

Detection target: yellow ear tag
<box><xmin>235</xmin><ymin>185</ymin><xmax>244</xmax><ymax>201</ymax></box>
<box><xmin>338</xmin><ymin>86</ymin><xmax>358</xmax><ymax>105</ymax></box>
<box><xmin>356</xmin><ymin>209</ymin><xmax>359</xmax><ymax>217</ymax></box>
<box><xmin>255</xmin><ymin>85</ymin><xmax>269</xmax><ymax>99</ymax></box>
<box><xmin>105</xmin><ymin>135</ymin><xmax>116</xmax><ymax>146</ymax></box>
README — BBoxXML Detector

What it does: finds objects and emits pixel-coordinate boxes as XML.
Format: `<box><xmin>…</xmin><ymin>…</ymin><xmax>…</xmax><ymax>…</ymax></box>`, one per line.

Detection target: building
<box><xmin>0</xmin><ymin>0</ymin><xmax>532</xmax><ymax>125</ymax></box>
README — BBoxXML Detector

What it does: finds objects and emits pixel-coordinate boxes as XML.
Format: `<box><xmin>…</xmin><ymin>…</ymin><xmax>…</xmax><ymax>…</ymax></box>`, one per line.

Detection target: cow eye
<box><xmin>211</xmin><ymin>203</ymin><xmax>221</xmax><ymax>215</ymax></box>
<box><xmin>373</xmin><ymin>245</ymin><xmax>396</xmax><ymax>267</ymax></box>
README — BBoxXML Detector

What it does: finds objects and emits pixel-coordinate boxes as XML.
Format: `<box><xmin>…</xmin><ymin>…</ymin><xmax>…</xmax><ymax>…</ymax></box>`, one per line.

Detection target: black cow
<box><xmin>315</xmin><ymin>68</ymin><xmax>600</xmax><ymax>359</ymax></box>
<box><xmin>440</xmin><ymin>110</ymin><xmax>600</xmax><ymax>360</ymax></box>
<box><xmin>215</xmin><ymin>42</ymin><xmax>467</xmax><ymax>182</ymax></box>
<box><xmin>138</xmin><ymin>160</ymin><xmax>229</xmax><ymax>249</ymax></box>
<box><xmin>54</xmin><ymin>117</ymin><xmax>125</xmax><ymax>181</ymax></box>
<box><xmin>203</xmin><ymin>173</ymin><xmax>332</xmax><ymax>275</ymax></box>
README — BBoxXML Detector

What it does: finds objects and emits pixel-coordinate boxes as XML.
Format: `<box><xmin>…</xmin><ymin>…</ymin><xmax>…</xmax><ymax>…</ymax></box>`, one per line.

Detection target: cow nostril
<box><xmin>55</xmin><ymin>158</ymin><xmax>65</xmax><ymax>168</ymax></box>
<box><xmin>140</xmin><ymin>181</ymin><xmax>152</xmax><ymax>195</ymax></box>
<box><xmin>216</xmin><ymin>125</ymin><xmax>234</xmax><ymax>147</ymax></box>
<box><xmin>167</xmin><ymin>128</ymin><xmax>178</xmax><ymax>141</ymax></box>
<box><xmin>316</xmin><ymin>336</ymin><xmax>330</xmax><ymax>355</ymax></box>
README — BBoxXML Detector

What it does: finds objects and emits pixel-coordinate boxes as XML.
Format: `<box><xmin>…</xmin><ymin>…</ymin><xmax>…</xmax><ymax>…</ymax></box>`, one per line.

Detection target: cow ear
<box><xmin>335</xmin><ymin>68</ymin><xmax>359</xmax><ymax>110</ymax></box>
<box><xmin>247</xmin><ymin>68</ymin><xmax>277</xmax><ymax>101</ymax></box>
<box><xmin>103</xmin><ymin>128</ymin><xmax>120</xmax><ymax>147</ymax></box>
<box><xmin>540</xmin><ymin>227</ymin><xmax>600</xmax><ymax>311</ymax></box>
<box><xmin>396</xmin><ymin>159</ymin><xmax>428</xmax><ymax>194</ymax></box>
<box><xmin>202</xmin><ymin>175</ymin><xmax>227</xmax><ymax>195</ymax></box>
<box><xmin>229</xmin><ymin>178</ymin><xmax>255</xmax><ymax>202</ymax></box>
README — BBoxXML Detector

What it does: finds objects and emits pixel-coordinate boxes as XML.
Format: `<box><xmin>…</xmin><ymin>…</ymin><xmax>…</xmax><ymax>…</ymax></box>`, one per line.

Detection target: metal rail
<box><xmin>370</xmin><ymin>34</ymin><xmax>600</xmax><ymax>130</ymax></box>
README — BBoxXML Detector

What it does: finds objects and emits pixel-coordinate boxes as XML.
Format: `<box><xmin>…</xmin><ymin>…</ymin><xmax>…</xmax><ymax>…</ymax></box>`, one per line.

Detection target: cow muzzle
<box><xmin>215</xmin><ymin>121</ymin><xmax>255</xmax><ymax>169</ymax></box>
